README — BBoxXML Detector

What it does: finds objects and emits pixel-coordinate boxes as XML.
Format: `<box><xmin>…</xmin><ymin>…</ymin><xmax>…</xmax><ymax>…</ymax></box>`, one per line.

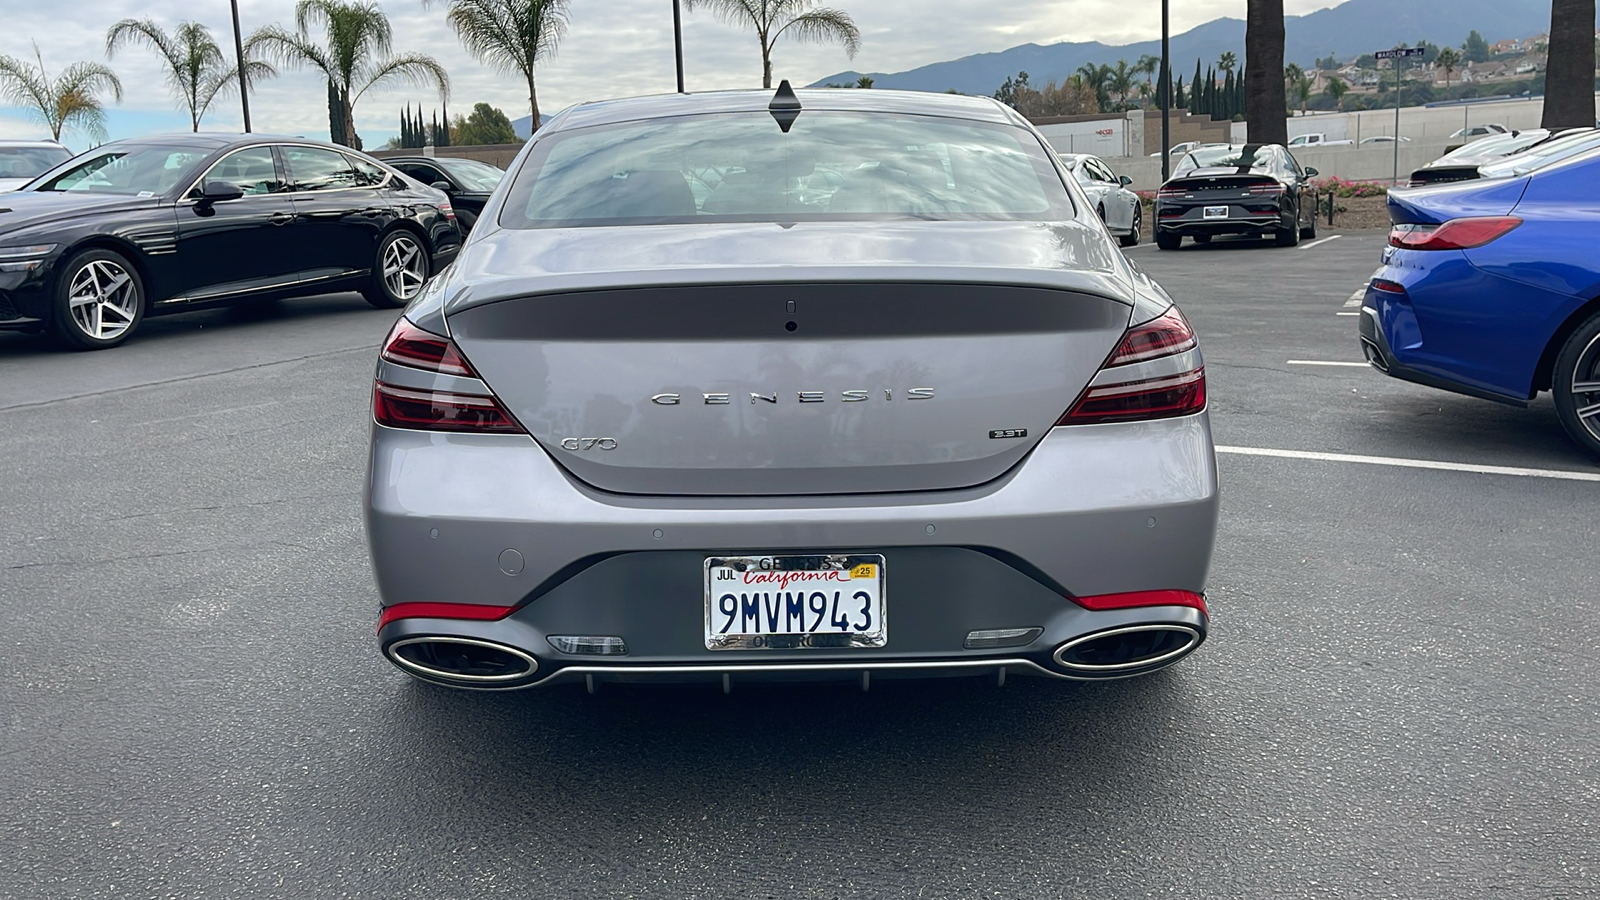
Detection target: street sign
<box><xmin>1373</xmin><ymin>48</ymin><xmax>1425</xmax><ymax>184</ymax></box>
<box><xmin>1375</xmin><ymin>47</ymin><xmax>1427</xmax><ymax>59</ymax></box>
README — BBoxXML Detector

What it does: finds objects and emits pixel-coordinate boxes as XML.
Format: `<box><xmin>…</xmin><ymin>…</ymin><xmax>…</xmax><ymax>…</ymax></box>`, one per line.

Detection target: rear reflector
<box><xmin>373</xmin><ymin>382</ymin><xmax>525</xmax><ymax>433</ymax></box>
<box><xmin>1057</xmin><ymin>306</ymin><xmax>1205</xmax><ymax>425</ymax></box>
<box><xmin>964</xmin><ymin>627</ymin><xmax>1045</xmax><ymax>650</ymax></box>
<box><xmin>1371</xmin><ymin>279</ymin><xmax>1407</xmax><ymax>294</ymax></box>
<box><xmin>1389</xmin><ymin>216</ymin><xmax>1521</xmax><ymax>250</ymax></box>
<box><xmin>378</xmin><ymin>602</ymin><xmax>516</xmax><ymax>630</ymax></box>
<box><xmin>547</xmin><ymin>635</ymin><xmax>629</xmax><ymax>656</ymax></box>
<box><xmin>381</xmin><ymin>318</ymin><xmax>476</xmax><ymax>376</ymax></box>
<box><xmin>1072</xmin><ymin>590</ymin><xmax>1208</xmax><ymax>614</ymax></box>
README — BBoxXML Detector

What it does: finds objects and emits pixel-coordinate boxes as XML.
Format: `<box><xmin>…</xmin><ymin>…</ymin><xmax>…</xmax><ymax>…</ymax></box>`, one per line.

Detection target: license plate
<box><xmin>1203</xmin><ymin>206</ymin><xmax>1229</xmax><ymax>219</ymax></box>
<box><xmin>704</xmin><ymin>554</ymin><xmax>887</xmax><ymax>650</ymax></box>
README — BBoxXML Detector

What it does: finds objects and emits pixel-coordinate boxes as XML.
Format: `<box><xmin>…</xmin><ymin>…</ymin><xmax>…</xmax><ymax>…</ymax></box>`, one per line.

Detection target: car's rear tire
<box><xmin>1119</xmin><ymin>206</ymin><xmax>1142</xmax><ymax>247</ymax></box>
<box><xmin>1300</xmin><ymin>203</ymin><xmax>1318</xmax><ymax>240</ymax></box>
<box><xmin>1275</xmin><ymin>219</ymin><xmax>1301</xmax><ymax>247</ymax></box>
<box><xmin>50</xmin><ymin>248</ymin><xmax>145</xmax><ymax>351</ymax></box>
<box><xmin>1552</xmin><ymin>312</ymin><xmax>1600</xmax><ymax>458</ymax></box>
<box><xmin>1155</xmin><ymin>229</ymin><xmax>1181</xmax><ymax>250</ymax></box>
<box><xmin>362</xmin><ymin>229</ymin><xmax>431</xmax><ymax>309</ymax></box>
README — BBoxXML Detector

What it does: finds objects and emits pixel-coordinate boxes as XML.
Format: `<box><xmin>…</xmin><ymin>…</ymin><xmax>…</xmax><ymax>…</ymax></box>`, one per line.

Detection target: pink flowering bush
<box><xmin>1313</xmin><ymin>177</ymin><xmax>1389</xmax><ymax>198</ymax></box>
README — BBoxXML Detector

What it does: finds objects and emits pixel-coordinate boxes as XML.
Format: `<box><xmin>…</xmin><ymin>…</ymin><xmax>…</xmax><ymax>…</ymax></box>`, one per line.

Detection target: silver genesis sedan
<box><xmin>365</xmin><ymin>85</ymin><xmax>1219</xmax><ymax>691</ymax></box>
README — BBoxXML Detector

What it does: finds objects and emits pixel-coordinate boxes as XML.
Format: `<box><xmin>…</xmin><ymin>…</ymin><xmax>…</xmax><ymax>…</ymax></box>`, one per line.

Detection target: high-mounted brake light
<box><xmin>374</xmin><ymin>318</ymin><xmax>525</xmax><ymax>434</ymax></box>
<box><xmin>1389</xmin><ymin>216</ymin><xmax>1521</xmax><ymax>251</ymax></box>
<box><xmin>1057</xmin><ymin>306</ymin><xmax>1206</xmax><ymax>426</ymax></box>
<box><xmin>380</xmin><ymin>317</ymin><xmax>476</xmax><ymax>376</ymax></box>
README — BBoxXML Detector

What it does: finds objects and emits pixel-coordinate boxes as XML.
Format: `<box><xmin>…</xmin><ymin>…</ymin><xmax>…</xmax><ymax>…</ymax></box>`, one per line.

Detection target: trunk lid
<box><xmin>445</xmin><ymin>221</ymin><xmax>1134</xmax><ymax>496</ymax></box>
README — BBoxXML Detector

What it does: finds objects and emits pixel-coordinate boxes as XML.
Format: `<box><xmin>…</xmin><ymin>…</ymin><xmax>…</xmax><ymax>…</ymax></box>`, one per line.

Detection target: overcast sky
<box><xmin>0</xmin><ymin>0</ymin><xmax>1343</xmax><ymax>148</ymax></box>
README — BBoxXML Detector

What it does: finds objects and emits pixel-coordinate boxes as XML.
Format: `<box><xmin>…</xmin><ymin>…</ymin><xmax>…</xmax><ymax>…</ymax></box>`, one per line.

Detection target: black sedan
<box><xmin>0</xmin><ymin>134</ymin><xmax>461</xmax><ymax>350</ymax></box>
<box><xmin>1154</xmin><ymin>143</ymin><xmax>1319</xmax><ymax>249</ymax></box>
<box><xmin>384</xmin><ymin>156</ymin><xmax>504</xmax><ymax>232</ymax></box>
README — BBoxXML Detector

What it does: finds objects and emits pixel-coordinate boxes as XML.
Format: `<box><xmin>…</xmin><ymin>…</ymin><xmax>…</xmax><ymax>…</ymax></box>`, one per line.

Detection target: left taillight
<box><xmin>439</xmin><ymin>199</ymin><xmax>456</xmax><ymax>221</ymax></box>
<box><xmin>373</xmin><ymin>318</ymin><xmax>525</xmax><ymax>434</ymax></box>
<box><xmin>1389</xmin><ymin>216</ymin><xmax>1521</xmax><ymax>250</ymax></box>
<box><xmin>1057</xmin><ymin>306</ymin><xmax>1206</xmax><ymax>426</ymax></box>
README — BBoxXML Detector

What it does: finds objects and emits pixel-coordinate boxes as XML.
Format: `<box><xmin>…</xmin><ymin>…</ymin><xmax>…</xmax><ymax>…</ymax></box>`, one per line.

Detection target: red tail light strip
<box><xmin>373</xmin><ymin>382</ymin><xmax>526</xmax><ymax>433</ymax></box>
<box><xmin>1072</xmin><ymin>589</ymin><xmax>1208</xmax><ymax>615</ymax></box>
<box><xmin>381</xmin><ymin>318</ymin><xmax>477</xmax><ymax>376</ymax></box>
<box><xmin>1059</xmin><ymin>368</ymin><xmax>1206</xmax><ymax>425</ymax></box>
<box><xmin>1107</xmin><ymin>307</ymin><xmax>1198</xmax><ymax>366</ymax></box>
<box><xmin>378</xmin><ymin>602</ymin><xmax>517</xmax><ymax>631</ymax></box>
<box><xmin>1389</xmin><ymin>216</ymin><xmax>1521</xmax><ymax>251</ymax></box>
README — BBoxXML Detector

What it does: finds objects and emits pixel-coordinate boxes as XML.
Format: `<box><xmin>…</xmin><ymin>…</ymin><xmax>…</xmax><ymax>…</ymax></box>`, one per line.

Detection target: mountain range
<box><xmin>811</xmin><ymin>0</ymin><xmax>1553</xmax><ymax>97</ymax></box>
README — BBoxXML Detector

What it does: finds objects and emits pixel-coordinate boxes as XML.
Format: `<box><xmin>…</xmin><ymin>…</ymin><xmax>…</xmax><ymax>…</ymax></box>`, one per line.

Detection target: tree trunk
<box><xmin>529</xmin><ymin>73</ymin><xmax>540</xmax><ymax>133</ymax></box>
<box><xmin>761</xmin><ymin>31</ymin><xmax>772</xmax><ymax>89</ymax></box>
<box><xmin>1543</xmin><ymin>0</ymin><xmax>1596</xmax><ymax>129</ymax></box>
<box><xmin>1245</xmin><ymin>0</ymin><xmax>1288</xmax><ymax>144</ymax></box>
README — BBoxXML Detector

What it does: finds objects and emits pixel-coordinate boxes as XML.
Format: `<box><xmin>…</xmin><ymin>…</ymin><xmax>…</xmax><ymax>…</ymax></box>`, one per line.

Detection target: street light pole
<box><xmin>1392</xmin><ymin>54</ymin><xmax>1402</xmax><ymax>183</ymax></box>
<box><xmin>229</xmin><ymin>0</ymin><xmax>251</xmax><ymax>132</ymax></box>
<box><xmin>1161</xmin><ymin>0</ymin><xmax>1170</xmax><ymax>181</ymax></box>
<box><xmin>673</xmin><ymin>0</ymin><xmax>686</xmax><ymax>93</ymax></box>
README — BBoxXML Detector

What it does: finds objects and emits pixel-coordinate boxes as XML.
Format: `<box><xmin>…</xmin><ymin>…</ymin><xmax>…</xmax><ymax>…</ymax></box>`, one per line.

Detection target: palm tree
<box><xmin>1108</xmin><ymin>59</ymin><xmax>1136</xmax><ymax>110</ymax></box>
<box><xmin>855</xmin><ymin>74</ymin><xmax>873</xmax><ymax>89</ymax></box>
<box><xmin>1434</xmin><ymin>46</ymin><xmax>1460</xmax><ymax>88</ymax></box>
<box><xmin>1134</xmin><ymin>53</ymin><xmax>1161</xmax><ymax>92</ymax></box>
<box><xmin>105</xmin><ymin>19</ymin><xmax>275</xmax><ymax>132</ymax></box>
<box><xmin>426</xmin><ymin>0</ymin><xmax>568</xmax><ymax>129</ymax></box>
<box><xmin>1542</xmin><ymin>0</ymin><xmax>1595</xmax><ymax>129</ymax></box>
<box><xmin>0</xmin><ymin>46</ymin><xmax>122</xmax><ymax>141</ymax></box>
<box><xmin>1324</xmin><ymin>76</ymin><xmax>1348</xmax><ymax>111</ymax></box>
<box><xmin>249</xmin><ymin>0</ymin><xmax>449</xmax><ymax>148</ymax></box>
<box><xmin>684</xmin><ymin>0</ymin><xmax>860</xmax><ymax>90</ymax></box>
<box><xmin>1076</xmin><ymin>62</ymin><xmax>1111</xmax><ymax>112</ymax></box>
<box><xmin>1218</xmin><ymin>51</ymin><xmax>1238</xmax><ymax>76</ymax></box>
<box><xmin>1243</xmin><ymin>0</ymin><xmax>1286</xmax><ymax>145</ymax></box>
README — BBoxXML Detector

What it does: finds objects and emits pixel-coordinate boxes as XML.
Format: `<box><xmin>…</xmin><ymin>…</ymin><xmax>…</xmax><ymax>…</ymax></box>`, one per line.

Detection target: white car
<box><xmin>1450</xmin><ymin>124</ymin><xmax>1509</xmax><ymax>140</ymax></box>
<box><xmin>1057</xmin><ymin>153</ymin><xmax>1142</xmax><ymax>247</ymax></box>
<box><xmin>1359</xmin><ymin>136</ymin><xmax>1412</xmax><ymax>145</ymax></box>
<box><xmin>1288</xmin><ymin>133</ymin><xmax>1354</xmax><ymax>148</ymax></box>
<box><xmin>0</xmin><ymin>140</ymin><xmax>72</xmax><ymax>191</ymax></box>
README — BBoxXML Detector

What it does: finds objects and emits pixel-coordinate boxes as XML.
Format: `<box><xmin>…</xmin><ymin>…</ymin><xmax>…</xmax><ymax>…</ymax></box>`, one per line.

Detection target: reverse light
<box><xmin>1389</xmin><ymin>216</ymin><xmax>1521</xmax><ymax>250</ymax></box>
<box><xmin>547</xmin><ymin>635</ymin><xmax>629</xmax><ymax>656</ymax></box>
<box><xmin>1057</xmin><ymin>306</ymin><xmax>1206</xmax><ymax>426</ymax></box>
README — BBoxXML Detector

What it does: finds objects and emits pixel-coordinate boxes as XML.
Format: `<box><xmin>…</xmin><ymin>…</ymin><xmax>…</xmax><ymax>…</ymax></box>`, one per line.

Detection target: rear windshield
<box><xmin>1480</xmin><ymin>131</ymin><xmax>1600</xmax><ymax>177</ymax></box>
<box><xmin>497</xmin><ymin>110</ymin><xmax>1073</xmax><ymax>228</ymax></box>
<box><xmin>0</xmin><ymin>146</ymin><xmax>70</xmax><ymax>179</ymax></box>
<box><xmin>437</xmin><ymin>157</ymin><xmax>505</xmax><ymax>192</ymax></box>
<box><xmin>1176</xmin><ymin>146</ymin><xmax>1271</xmax><ymax>175</ymax></box>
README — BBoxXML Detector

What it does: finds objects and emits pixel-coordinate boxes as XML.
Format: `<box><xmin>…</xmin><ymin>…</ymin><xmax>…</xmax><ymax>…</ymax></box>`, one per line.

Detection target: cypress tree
<box><xmin>438</xmin><ymin>100</ymin><xmax>450</xmax><ymax>147</ymax></box>
<box><xmin>1175</xmin><ymin>75</ymin><xmax>1185</xmax><ymax>109</ymax></box>
<box><xmin>1192</xmin><ymin>58</ymin><xmax>1203</xmax><ymax>112</ymax></box>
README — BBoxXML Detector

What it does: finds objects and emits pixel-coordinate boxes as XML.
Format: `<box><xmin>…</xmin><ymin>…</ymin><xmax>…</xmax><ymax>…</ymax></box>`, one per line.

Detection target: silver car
<box><xmin>0</xmin><ymin>140</ymin><xmax>71</xmax><ymax>192</ymax></box>
<box><xmin>365</xmin><ymin>86</ymin><xmax>1218</xmax><ymax>691</ymax></box>
<box><xmin>1057</xmin><ymin>152</ymin><xmax>1143</xmax><ymax>247</ymax></box>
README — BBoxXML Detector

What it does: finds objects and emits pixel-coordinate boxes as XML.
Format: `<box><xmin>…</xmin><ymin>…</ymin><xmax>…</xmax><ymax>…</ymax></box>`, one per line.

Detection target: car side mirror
<box><xmin>198</xmin><ymin>181</ymin><xmax>244</xmax><ymax>204</ymax></box>
<box><xmin>1119</xmin><ymin>175</ymin><xmax>1133</xmax><ymax>186</ymax></box>
<box><xmin>1304</xmin><ymin>167</ymin><xmax>1319</xmax><ymax>177</ymax></box>
<box><xmin>430</xmin><ymin>181</ymin><xmax>454</xmax><ymax>193</ymax></box>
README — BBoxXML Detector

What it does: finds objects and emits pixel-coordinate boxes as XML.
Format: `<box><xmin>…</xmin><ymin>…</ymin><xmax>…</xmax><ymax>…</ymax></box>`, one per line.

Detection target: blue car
<box><xmin>1360</xmin><ymin>147</ymin><xmax>1600</xmax><ymax>457</ymax></box>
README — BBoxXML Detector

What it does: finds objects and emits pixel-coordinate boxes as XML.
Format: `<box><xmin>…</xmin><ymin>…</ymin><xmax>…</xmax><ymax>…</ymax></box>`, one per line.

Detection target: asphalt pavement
<box><xmin>2</xmin><ymin>229</ymin><xmax>1596</xmax><ymax>899</ymax></box>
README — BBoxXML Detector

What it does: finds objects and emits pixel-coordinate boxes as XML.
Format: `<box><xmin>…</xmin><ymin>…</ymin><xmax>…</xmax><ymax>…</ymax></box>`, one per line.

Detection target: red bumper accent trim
<box><xmin>378</xmin><ymin>602</ymin><xmax>517</xmax><ymax>632</ymax></box>
<box><xmin>1073</xmin><ymin>589</ymin><xmax>1208</xmax><ymax>615</ymax></box>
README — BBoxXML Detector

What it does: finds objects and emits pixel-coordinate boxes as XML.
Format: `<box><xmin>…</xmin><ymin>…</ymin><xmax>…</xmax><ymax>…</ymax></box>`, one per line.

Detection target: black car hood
<box><xmin>0</xmin><ymin>192</ymin><xmax>165</xmax><ymax>235</ymax></box>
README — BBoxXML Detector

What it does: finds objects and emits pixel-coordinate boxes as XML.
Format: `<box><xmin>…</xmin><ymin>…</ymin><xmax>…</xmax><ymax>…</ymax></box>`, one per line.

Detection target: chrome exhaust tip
<box><xmin>1053</xmin><ymin>624</ymin><xmax>1202</xmax><ymax>678</ymax></box>
<box><xmin>386</xmin><ymin>636</ymin><xmax>539</xmax><ymax>686</ymax></box>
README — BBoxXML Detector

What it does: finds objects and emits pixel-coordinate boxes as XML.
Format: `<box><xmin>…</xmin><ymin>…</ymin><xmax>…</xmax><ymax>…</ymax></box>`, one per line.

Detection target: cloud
<box><xmin>0</xmin><ymin>0</ymin><xmax>1348</xmax><ymax>149</ymax></box>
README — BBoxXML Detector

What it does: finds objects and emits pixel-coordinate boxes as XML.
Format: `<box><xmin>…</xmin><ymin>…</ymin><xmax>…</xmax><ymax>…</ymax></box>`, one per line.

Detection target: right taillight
<box><xmin>1389</xmin><ymin>216</ymin><xmax>1521</xmax><ymax>250</ymax></box>
<box><xmin>374</xmin><ymin>318</ymin><xmax>525</xmax><ymax>434</ymax></box>
<box><xmin>1057</xmin><ymin>306</ymin><xmax>1206</xmax><ymax>426</ymax></box>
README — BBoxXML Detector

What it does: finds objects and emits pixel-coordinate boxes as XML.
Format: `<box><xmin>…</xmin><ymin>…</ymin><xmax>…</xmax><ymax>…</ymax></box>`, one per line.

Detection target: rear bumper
<box><xmin>365</xmin><ymin>414</ymin><xmax>1220</xmax><ymax>686</ymax></box>
<box><xmin>1155</xmin><ymin>210</ymin><xmax>1287</xmax><ymax>237</ymax></box>
<box><xmin>1358</xmin><ymin>283</ymin><xmax>1529</xmax><ymax>407</ymax></box>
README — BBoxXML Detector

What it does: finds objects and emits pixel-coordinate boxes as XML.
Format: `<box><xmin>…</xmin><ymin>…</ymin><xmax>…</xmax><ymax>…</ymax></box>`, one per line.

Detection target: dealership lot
<box><xmin>2</xmin><ymin>230</ymin><xmax>1596</xmax><ymax>898</ymax></box>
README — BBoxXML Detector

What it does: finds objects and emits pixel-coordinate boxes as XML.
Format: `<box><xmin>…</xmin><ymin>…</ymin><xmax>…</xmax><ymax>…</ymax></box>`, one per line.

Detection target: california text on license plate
<box><xmin>704</xmin><ymin>554</ymin><xmax>887</xmax><ymax>650</ymax></box>
<box><xmin>1204</xmin><ymin>205</ymin><xmax>1229</xmax><ymax>219</ymax></box>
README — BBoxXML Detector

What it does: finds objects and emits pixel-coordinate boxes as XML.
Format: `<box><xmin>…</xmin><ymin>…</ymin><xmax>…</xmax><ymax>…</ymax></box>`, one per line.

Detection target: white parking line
<box><xmin>1217</xmin><ymin>445</ymin><xmax>1600</xmax><ymax>483</ymax></box>
<box><xmin>1335</xmin><ymin>312</ymin><xmax>1359</xmax><ymax>316</ymax></box>
<box><xmin>1344</xmin><ymin>293</ymin><xmax>1364</xmax><ymax>307</ymax></box>
<box><xmin>1301</xmin><ymin>235</ymin><xmax>1343</xmax><ymax>250</ymax></box>
<box><xmin>1286</xmin><ymin>360</ymin><xmax>1368</xmax><ymax>367</ymax></box>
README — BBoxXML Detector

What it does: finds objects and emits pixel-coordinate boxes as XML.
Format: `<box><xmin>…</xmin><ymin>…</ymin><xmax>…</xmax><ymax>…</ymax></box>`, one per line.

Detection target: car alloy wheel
<box><xmin>365</xmin><ymin>230</ymin><xmax>430</xmax><ymax>309</ymax></box>
<box><xmin>383</xmin><ymin>234</ymin><xmax>428</xmax><ymax>301</ymax></box>
<box><xmin>52</xmin><ymin>249</ymin><xmax>145</xmax><ymax>350</ymax></box>
<box><xmin>1554</xmin><ymin>315</ymin><xmax>1600</xmax><ymax>457</ymax></box>
<box><xmin>1120</xmin><ymin>205</ymin><xmax>1142</xmax><ymax>248</ymax></box>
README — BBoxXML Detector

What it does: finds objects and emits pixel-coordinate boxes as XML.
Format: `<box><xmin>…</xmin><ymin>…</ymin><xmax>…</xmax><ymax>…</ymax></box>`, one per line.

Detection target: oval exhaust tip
<box><xmin>1053</xmin><ymin>624</ymin><xmax>1201</xmax><ymax>676</ymax></box>
<box><xmin>387</xmin><ymin>636</ymin><xmax>538</xmax><ymax>684</ymax></box>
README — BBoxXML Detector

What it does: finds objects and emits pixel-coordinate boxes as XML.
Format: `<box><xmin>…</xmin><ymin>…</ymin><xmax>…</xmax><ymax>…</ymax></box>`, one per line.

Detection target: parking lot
<box><xmin>2</xmin><ymin>229</ymin><xmax>1596</xmax><ymax>898</ymax></box>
